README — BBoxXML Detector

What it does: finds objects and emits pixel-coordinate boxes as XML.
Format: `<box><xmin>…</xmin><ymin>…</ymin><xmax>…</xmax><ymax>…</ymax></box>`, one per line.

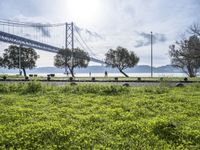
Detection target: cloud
<box><xmin>85</xmin><ymin>29</ymin><xmax>103</xmax><ymax>40</ymax></box>
<box><xmin>34</xmin><ymin>25</ymin><xmax>51</xmax><ymax>37</ymax></box>
<box><xmin>10</xmin><ymin>15</ymin><xmax>52</xmax><ymax>38</ymax></box>
<box><xmin>74</xmin><ymin>25</ymin><xmax>104</xmax><ymax>42</ymax></box>
<box><xmin>134</xmin><ymin>32</ymin><xmax>167</xmax><ymax>48</ymax></box>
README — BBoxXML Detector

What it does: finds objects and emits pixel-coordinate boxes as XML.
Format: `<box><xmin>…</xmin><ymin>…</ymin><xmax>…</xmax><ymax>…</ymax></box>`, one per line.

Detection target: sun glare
<box><xmin>67</xmin><ymin>0</ymin><xmax>101</xmax><ymax>24</ymax></box>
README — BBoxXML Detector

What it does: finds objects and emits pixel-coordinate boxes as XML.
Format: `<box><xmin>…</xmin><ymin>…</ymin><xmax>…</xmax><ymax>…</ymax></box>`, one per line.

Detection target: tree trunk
<box><xmin>187</xmin><ymin>65</ymin><xmax>196</xmax><ymax>77</ymax></box>
<box><xmin>22</xmin><ymin>68</ymin><xmax>26</xmax><ymax>77</ymax></box>
<box><xmin>69</xmin><ymin>67</ymin><xmax>75</xmax><ymax>77</ymax></box>
<box><xmin>119</xmin><ymin>69</ymin><xmax>129</xmax><ymax>77</ymax></box>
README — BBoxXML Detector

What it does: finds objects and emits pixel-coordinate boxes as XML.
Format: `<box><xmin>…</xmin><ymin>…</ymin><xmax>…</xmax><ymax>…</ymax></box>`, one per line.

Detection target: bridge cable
<box><xmin>74</xmin><ymin>25</ymin><xmax>97</xmax><ymax>57</ymax></box>
<box><xmin>0</xmin><ymin>19</ymin><xmax>65</xmax><ymax>27</ymax></box>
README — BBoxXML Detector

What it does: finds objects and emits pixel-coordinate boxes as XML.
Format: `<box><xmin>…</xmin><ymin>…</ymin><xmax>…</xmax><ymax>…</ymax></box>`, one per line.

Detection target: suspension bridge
<box><xmin>0</xmin><ymin>19</ymin><xmax>104</xmax><ymax>64</ymax></box>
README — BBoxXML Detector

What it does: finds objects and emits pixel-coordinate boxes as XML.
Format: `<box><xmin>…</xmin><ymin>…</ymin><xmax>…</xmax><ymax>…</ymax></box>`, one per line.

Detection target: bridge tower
<box><xmin>65</xmin><ymin>22</ymin><xmax>74</xmax><ymax>73</ymax></box>
<box><xmin>65</xmin><ymin>22</ymin><xmax>74</xmax><ymax>50</ymax></box>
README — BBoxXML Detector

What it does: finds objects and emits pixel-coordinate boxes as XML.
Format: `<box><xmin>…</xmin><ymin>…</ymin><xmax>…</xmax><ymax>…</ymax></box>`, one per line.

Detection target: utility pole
<box><xmin>19</xmin><ymin>45</ymin><xmax>22</xmax><ymax>75</ymax></box>
<box><xmin>151</xmin><ymin>31</ymin><xmax>153</xmax><ymax>78</ymax></box>
<box><xmin>71</xmin><ymin>22</ymin><xmax>74</xmax><ymax>67</ymax></box>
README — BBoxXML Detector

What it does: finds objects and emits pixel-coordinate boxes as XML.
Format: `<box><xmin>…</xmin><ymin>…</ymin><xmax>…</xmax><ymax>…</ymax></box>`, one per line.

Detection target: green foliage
<box><xmin>22</xmin><ymin>81</ymin><xmax>43</xmax><ymax>94</ymax></box>
<box><xmin>61</xmin><ymin>84</ymin><xmax>129</xmax><ymax>95</ymax></box>
<box><xmin>54</xmin><ymin>48</ymin><xmax>90</xmax><ymax>77</ymax></box>
<box><xmin>105</xmin><ymin>46</ymin><xmax>139</xmax><ymax>77</ymax></box>
<box><xmin>143</xmin><ymin>85</ymin><xmax>170</xmax><ymax>94</ymax></box>
<box><xmin>0</xmin><ymin>84</ymin><xmax>9</xmax><ymax>93</ymax></box>
<box><xmin>1</xmin><ymin>45</ymin><xmax>39</xmax><ymax>77</ymax></box>
<box><xmin>0</xmin><ymin>83</ymin><xmax>200</xmax><ymax>149</ymax></box>
<box><xmin>153</xmin><ymin>121</ymin><xmax>181</xmax><ymax>143</ymax></box>
<box><xmin>0</xmin><ymin>83</ymin><xmax>23</xmax><ymax>93</ymax></box>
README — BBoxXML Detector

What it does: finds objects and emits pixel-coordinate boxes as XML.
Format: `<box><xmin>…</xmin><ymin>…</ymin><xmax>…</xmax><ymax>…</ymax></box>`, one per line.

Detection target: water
<box><xmin>0</xmin><ymin>73</ymin><xmax>188</xmax><ymax>77</ymax></box>
<box><xmin>65</xmin><ymin>73</ymin><xmax>188</xmax><ymax>77</ymax></box>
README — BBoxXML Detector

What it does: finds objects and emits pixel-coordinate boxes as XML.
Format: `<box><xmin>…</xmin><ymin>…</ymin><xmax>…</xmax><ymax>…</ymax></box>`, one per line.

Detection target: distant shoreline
<box><xmin>0</xmin><ymin>72</ymin><xmax>190</xmax><ymax>77</ymax></box>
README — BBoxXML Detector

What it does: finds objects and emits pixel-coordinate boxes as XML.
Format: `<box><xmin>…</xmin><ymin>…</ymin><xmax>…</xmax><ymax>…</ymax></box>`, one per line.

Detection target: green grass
<box><xmin>0</xmin><ymin>82</ymin><xmax>200</xmax><ymax>149</ymax></box>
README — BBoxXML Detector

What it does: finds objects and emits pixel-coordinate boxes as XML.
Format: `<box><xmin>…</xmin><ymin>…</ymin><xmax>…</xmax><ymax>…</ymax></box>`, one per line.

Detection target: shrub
<box><xmin>101</xmin><ymin>85</ymin><xmax>129</xmax><ymax>95</ymax></box>
<box><xmin>0</xmin><ymin>84</ymin><xmax>9</xmax><ymax>93</ymax></box>
<box><xmin>3</xmin><ymin>75</ymin><xmax>7</xmax><ymax>80</ymax></box>
<box><xmin>22</xmin><ymin>81</ymin><xmax>43</xmax><ymax>94</ymax></box>
<box><xmin>50</xmin><ymin>74</ymin><xmax>55</xmax><ymax>77</ymax></box>
<box><xmin>47</xmin><ymin>76</ymin><xmax>51</xmax><ymax>81</ymax></box>
<box><xmin>61</xmin><ymin>84</ymin><xmax>130</xmax><ymax>95</ymax></box>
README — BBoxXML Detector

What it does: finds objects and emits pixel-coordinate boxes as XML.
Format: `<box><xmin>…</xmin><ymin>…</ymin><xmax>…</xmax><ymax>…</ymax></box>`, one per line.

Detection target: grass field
<box><xmin>0</xmin><ymin>82</ymin><xmax>200</xmax><ymax>149</ymax></box>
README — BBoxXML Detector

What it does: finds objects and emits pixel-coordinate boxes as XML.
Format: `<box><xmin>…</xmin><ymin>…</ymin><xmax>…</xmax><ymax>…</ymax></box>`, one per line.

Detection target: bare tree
<box><xmin>169</xmin><ymin>35</ymin><xmax>200</xmax><ymax>77</ymax></box>
<box><xmin>189</xmin><ymin>24</ymin><xmax>200</xmax><ymax>36</ymax></box>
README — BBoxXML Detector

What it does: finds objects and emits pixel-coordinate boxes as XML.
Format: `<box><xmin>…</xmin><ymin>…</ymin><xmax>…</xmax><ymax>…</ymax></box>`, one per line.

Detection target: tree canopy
<box><xmin>105</xmin><ymin>46</ymin><xmax>139</xmax><ymax>77</ymax></box>
<box><xmin>54</xmin><ymin>48</ymin><xmax>90</xmax><ymax>77</ymax></box>
<box><xmin>1</xmin><ymin>45</ymin><xmax>39</xmax><ymax>77</ymax></box>
<box><xmin>169</xmin><ymin>35</ymin><xmax>200</xmax><ymax>77</ymax></box>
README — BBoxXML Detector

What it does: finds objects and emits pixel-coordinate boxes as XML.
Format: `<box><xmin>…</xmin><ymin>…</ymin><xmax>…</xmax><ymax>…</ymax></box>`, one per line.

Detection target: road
<box><xmin>0</xmin><ymin>79</ymin><xmax>196</xmax><ymax>87</ymax></box>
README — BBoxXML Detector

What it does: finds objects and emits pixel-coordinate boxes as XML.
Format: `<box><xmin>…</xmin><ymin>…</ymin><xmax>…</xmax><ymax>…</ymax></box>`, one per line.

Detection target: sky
<box><xmin>0</xmin><ymin>0</ymin><xmax>200</xmax><ymax>67</ymax></box>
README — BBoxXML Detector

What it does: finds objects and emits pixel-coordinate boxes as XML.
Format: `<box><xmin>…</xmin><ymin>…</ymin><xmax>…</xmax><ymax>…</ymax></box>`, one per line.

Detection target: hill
<box><xmin>0</xmin><ymin>65</ymin><xmax>184</xmax><ymax>74</ymax></box>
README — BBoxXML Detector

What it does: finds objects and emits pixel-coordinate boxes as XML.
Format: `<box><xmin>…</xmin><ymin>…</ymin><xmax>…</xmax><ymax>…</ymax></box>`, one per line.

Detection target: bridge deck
<box><xmin>0</xmin><ymin>31</ymin><xmax>105</xmax><ymax>64</ymax></box>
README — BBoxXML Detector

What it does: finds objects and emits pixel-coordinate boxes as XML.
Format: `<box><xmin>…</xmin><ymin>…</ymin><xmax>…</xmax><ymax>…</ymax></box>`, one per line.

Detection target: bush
<box><xmin>0</xmin><ymin>84</ymin><xmax>9</xmax><ymax>93</ymax></box>
<box><xmin>23</xmin><ymin>81</ymin><xmax>43</xmax><ymax>94</ymax></box>
<box><xmin>3</xmin><ymin>75</ymin><xmax>7</xmax><ymax>80</ymax></box>
<box><xmin>50</xmin><ymin>74</ymin><xmax>55</xmax><ymax>77</ymax></box>
<box><xmin>0</xmin><ymin>83</ymin><xmax>25</xmax><ymax>93</ymax></box>
<box><xmin>47</xmin><ymin>76</ymin><xmax>51</xmax><ymax>81</ymax></box>
<box><xmin>61</xmin><ymin>84</ymin><xmax>130</xmax><ymax>95</ymax></box>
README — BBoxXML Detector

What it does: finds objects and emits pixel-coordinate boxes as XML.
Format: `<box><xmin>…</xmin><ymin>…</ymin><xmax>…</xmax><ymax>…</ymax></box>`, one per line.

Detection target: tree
<box><xmin>188</xmin><ymin>24</ymin><xmax>200</xmax><ymax>59</ymax></box>
<box><xmin>189</xmin><ymin>24</ymin><xmax>200</xmax><ymax>36</ymax></box>
<box><xmin>0</xmin><ymin>57</ymin><xmax>3</xmax><ymax>67</ymax></box>
<box><xmin>2</xmin><ymin>45</ymin><xmax>39</xmax><ymax>77</ymax></box>
<box><xmin>54</xmin><ymin>48</ymin><xmax>90</xmax><ymax>77</ymax></box>
<box><xmin>105</xmin><ymin>46</ymin><xmax>139</xmax><ymax>77</ymax></box>
<box><xmin>169</xmin><ymin>35</ymin><xmax>200</xmax><ymax>77</ymax></box>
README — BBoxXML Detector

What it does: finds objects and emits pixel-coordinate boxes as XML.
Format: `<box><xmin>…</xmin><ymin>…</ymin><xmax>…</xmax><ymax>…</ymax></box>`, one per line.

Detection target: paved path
<box><xmin>0</xmin><ymin>80</ymin><xmax>196</xmax><ymax>87</ymax></box>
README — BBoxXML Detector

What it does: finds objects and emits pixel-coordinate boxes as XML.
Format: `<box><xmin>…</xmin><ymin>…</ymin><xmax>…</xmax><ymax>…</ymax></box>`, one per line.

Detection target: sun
<box><xmin>67</xmin><ymin>0</ymin><xmax>101</xmax><ymax>24</ymax></box>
